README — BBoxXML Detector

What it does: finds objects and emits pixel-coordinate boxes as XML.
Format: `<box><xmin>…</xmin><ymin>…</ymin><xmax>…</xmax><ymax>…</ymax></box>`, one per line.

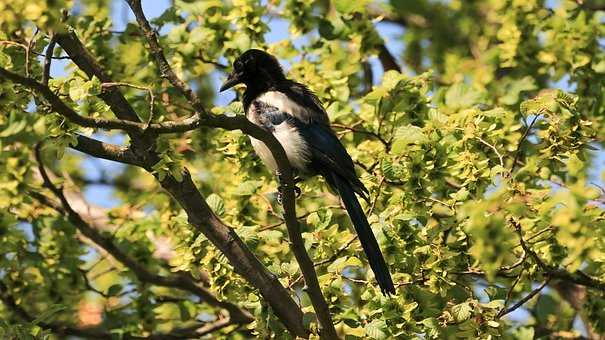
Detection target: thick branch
<box><xmin>156</xmin><ymin>170</ymin><xmax>308</xmax><ymax>337</ymax></box>
<box><xmin>377</xmin><ymin>44</ymin><xmax>401</xmax><ymax>73</ymax></box>
<box><xmin>50</xmin><ymin>28</ymin><xmax>309</xmax><ymax>336</ymax></box>
<box><xmin>72</xmin><ymin>134</ymin><xmax>143</xmax><ymax>166</ymax></box>
<box><xmin>183</xmin><ymin>115</ymin><xmax>338</xmax><ymax>339</ymax></box>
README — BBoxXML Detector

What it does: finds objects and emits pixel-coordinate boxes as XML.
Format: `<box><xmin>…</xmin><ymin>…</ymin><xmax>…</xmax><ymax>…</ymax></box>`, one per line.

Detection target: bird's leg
<box><xmin>276</xmin><ymin>171</ymin><xmax>301</xmax><ymax>204</ymax></box>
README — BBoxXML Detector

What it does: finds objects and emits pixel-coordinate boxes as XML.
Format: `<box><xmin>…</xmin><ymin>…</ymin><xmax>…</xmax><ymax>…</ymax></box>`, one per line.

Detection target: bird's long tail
<box><xmin>331</xmin><ymin>174</ymin><xmax>396</xmax><ymax>295</ymax></box>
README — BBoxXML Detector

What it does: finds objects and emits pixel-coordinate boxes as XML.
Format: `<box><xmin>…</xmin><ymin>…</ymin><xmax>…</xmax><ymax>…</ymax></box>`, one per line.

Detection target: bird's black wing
<box><xmin>277</xmin><ymin>81</ymin><xmax>331</xmax><ymax>126</ymax></box>
<box><xmin>252</xmin><ymin>100</ymin><xmax>368</xmax><ymax>198</ymax></box>
<box><xmin>292</xmin><ymin>121</ymin><xmax>369</xmax><ymax>199</ymax></box>
<box><xmin>292</xmin><ymin>120</ymin><xmax>395</xmax><ymax>294</ymax></box>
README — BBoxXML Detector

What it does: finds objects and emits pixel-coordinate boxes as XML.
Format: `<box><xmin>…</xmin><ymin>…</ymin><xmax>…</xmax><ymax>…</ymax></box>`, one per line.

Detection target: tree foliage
<box><xmin>1</xmin><ymin>0</ymin><xmax>604</xmax><ymax>339</ymax></box>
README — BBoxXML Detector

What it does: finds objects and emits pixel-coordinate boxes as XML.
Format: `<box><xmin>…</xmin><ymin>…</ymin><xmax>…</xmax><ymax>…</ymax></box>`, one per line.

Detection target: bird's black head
<box><xmin>220</xmin><ymin>49</ymin><xmax>285</xmax><ymax>92</ymax></box>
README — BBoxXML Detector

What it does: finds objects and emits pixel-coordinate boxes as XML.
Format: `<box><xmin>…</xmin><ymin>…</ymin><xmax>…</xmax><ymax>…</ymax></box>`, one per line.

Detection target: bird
<box><xmin>220</xmin><ymin>49</ymin><xmax>395</xmax><ymax>295</ymax></box>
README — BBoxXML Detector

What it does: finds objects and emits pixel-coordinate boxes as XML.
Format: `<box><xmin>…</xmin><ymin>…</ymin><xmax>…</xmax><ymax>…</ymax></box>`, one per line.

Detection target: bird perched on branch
<box><xmin>220</xmin><ymin>49</ymin><xmax>395</xmax><ymax>295</ymax></box>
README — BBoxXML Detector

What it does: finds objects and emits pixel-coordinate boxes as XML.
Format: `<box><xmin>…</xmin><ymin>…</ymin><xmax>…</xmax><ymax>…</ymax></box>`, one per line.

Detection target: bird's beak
<box><xmin>219</xmin><ymin>71</ymin><xmax>242</xmax><ymax>92</ymax></box>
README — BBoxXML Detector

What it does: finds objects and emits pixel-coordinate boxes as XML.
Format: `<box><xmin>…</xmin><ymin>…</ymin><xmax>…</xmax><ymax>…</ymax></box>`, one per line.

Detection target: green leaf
<box><xmin>88</xmin><ymin>76</ymin><xmax>102</xmax><ymax>96</ymax></box>
<box><xmin>344</xmin><ymin>325</ymin><xmax>366</xmax><ymax>337</ymax></box>
<box><xmin>365</xmin><ymin>319</ymin><xmax>388</xmax><ymax>340</ymax></box>
<box><xmin>500</xmin><ymin>76</ymin><xmax>537</xmax><ymax>105</ymax></box>
<box><xmin>206</xmin><ymin>193</ymin><xmax>225</xmax><ymax>216</ymax></box>
<box><xmin>445</xmin><ymin>83</ymin><xmax>484</xmax><ymax>110</ymax></box>
<box><xmin>333</xmin><ymin>0</ymin><xmax>369</xmax><ymax>13</ymax></box>
<box><xmin>233</xmin><ymin>180</ymin><xmax>263</xmax><ymax>196</ymax></box>
<box><xmin>391</xmin><ymin>125</ymin><xmax>427</xmax><ymax>154</ymax></box>
<box><xmin>0</xmin><ymin>119</ymin><xmax>27</xmax><ymax>137</ymax></box>
<box><xmin>451</xmin><ymin>302</ymin><xmax>473</xmax><ymax>322</ymax></box>
<box><xmin>0</xmin><ymin>50</ymin><xmax>11</xmax><ymax>67</ymax></box>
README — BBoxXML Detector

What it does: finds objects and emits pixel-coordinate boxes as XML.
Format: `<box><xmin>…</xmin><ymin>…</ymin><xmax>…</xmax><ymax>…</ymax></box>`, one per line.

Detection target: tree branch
<box><xmin>377</xmin><ymin>44</ymin><xmax>401</xmax><ymax>73</ymax></box>
<box><xmin>332</xmin><ymin>122</ymin><xmax>390</xmax><ymax>148</ymax></box>
<box><xmin>0</xmin><ymin>66</ymin><xmax>146</xmax><ymax>133</ymax></box>
<box><xmin>0</xmin><ymin>65</ymin><xmax>205</xmax><ymax>135</ymax></box>
<box><xmin>25</xmin><ymin>33</ymin><xmax>308</xmax><ymax>331</ymax></box>
<box><xmin>511</xmin><ymin>219</ymin><xmax>605</xmax><ymax>292</ymax></box>
<box><xmin>156</xmin><ymin>317</ymin><xmax>240</xmax><ymax>340</ymax></box>
<box><xmin>497</xmin><ymin>276</ymin><xmax>551</xmax><ymax>318</ymax></box>
<box><xmin>55</xmin><ymin>31</ymin><xmax>143</xmax><ymax>124</ymax></box>
<box><xmin>1</xmin><ymin>280</ymin><xmax>240</xmax><ymax>339</ymax></box>
<box><xmin>52</xmin><ymin>28</ymin><xmax>309</xmax><ymax>335</ymax></box>
<box><xmin>42</xmin><ymin>35</ymin><xmax>56</xmax><ymax>85</ymax></box>
<box><xmin>0</xmin><ymin>11</ymin><xmax>322</xmax><ymax>337</ymax></box>
<box><xmin>0</xmin><ymin>280</ymin><xmax>116</xmax><ymax>339</ymax></box>
<box><xmin>72</xmin><ymin>134</ymin><xmax>144</xmax><ymax>167</ymax></box>
<box><xmin>33</xmin><ymin>144</ymin><xmax>253</xmax><ymax>325</ymax></box>
<box><xmin>124</xmin><ymin>0</ymin><xmax>207</xmax><ymax>116</ymax></box>
<box><xmin>125</xmin><ymin>0</ymin><xmax>334</xmax><ymax>336</ymax></box>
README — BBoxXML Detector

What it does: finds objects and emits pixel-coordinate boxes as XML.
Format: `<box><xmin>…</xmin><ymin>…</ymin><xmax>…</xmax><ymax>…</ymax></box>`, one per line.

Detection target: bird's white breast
<box><xmin>248</xmin><ymin>91</ymin><xmax>310</xmax><ymax>173</ymax></box>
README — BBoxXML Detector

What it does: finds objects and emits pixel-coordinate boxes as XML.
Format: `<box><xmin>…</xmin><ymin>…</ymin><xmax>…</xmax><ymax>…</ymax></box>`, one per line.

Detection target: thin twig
<box><xmin>0</xmin><ymin>39</ymin><xmax>69</xmax><ymax>59</ymax></box>
<box><xmin>511</xmin><ymin>218</ymin><xmax>605</xmax><ymax>292</ymax></box>
<box><xmin>25</xmin><ymin>28</ymin><xmax>39</xmax><ymax>77</ymax></box>
<box><xmin>499</xmin><ymin>251</ymin><xmax>527</xmax><ymax>272</ymax></box>
<box><xmin>511</xmin><ymin>114</ymin><xmax>540</xmax><ymax>172</ymax></box>
<box><xmin>498</xmin><ymin>267</ymin><xmax>526</xmax><ymax>317</ymax></box>
<box><xmin>475</xmin><ymin>135</ymin><xmax>504</xmax><ymax>168</ymax></box>
<box><xmin>455</xmin><ymin>127</ymin><xmax>504</xmax><ymax>169</ymax></box>
<box><xmin>332</xmin><ymin>123</ymin><xmax>390</xmax><ymax>148</ymax></box>
<box><xmin>314</xmin><ymin>235</ymin><xmax>359</xmax><ymax>267</ymax></box>
<box><xmin>193</xmin><ymin>54</ymin><xmax>228</xmax><ymax>69</ymax></box>
<box><xmin>0</xmin><ymin>40</ymin><xmax>28</xmax><ymax>49</ymax></box>
<box><xmin>42</xmin><ymin>35</ymin><xmax>57</xmax><ymax>85</ymax></box>
<box><xmin>497</xmin><ymin>276</ymin><xmax>551</xmax><ymax>318</ymax></box>
<box><xmin>368</xmin><ymin>176</ymin><xmax>385</xmax><ymax>216</ymax></box>
<box><xmin>77</xmin><ymin>268</ymin><xmax>109</xmax><ymax>298</ymax></box>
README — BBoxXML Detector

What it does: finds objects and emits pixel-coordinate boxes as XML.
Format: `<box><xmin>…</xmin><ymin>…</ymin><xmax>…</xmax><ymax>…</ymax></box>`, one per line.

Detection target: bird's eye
<box><xmin>235</xmin><ymin>60</ymin><xmax>243</xmax><ymax>69</ymax></box>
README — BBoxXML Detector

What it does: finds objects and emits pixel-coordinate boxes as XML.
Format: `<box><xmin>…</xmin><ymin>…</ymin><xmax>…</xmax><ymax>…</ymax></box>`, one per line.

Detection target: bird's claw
<box><xmin>276</xmin><ymin>184</ymin><xmax>301</xmax><ymax>205</ymax></box>
<box><xmin>275</xmin><ymin>171</ymin><xmax>302</xmax><ymax>204</ymax></box>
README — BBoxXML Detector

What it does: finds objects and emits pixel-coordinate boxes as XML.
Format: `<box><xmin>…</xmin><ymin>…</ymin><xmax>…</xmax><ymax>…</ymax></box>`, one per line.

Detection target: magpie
<box><xmin>220</xmin><ymin>49</ymin><xmax>396</xmax><ymax>295</ymax></box>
